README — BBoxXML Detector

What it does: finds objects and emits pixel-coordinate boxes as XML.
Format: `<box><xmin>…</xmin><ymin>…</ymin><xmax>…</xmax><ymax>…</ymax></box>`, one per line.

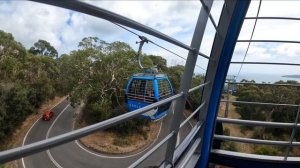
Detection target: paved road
<box><xmin>21</xmin><ymin>100</ymin><xmax>192</xmax><ymax>168</ymax></box>
<box><xmin>22</xmin><ymin>99</ymin><xmax>70</xmax><ymax>168</ymax></box>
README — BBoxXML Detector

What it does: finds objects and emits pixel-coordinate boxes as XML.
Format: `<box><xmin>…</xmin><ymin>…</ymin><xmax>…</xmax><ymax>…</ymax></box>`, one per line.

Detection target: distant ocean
<box><xmin>233</xmin><ymin>73</ymin><xmax>300</xmax><ymax>83</ymax></box>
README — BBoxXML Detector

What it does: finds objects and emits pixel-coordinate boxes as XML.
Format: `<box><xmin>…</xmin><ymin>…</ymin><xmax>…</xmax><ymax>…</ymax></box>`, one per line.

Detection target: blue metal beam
<box><xmin>196</xmin><ymin>0</ymin><xmax>250</xmax><ymax>167</ymax></box>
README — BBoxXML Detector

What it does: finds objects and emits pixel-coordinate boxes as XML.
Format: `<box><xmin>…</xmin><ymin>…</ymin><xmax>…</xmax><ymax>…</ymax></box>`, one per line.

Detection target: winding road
<box><xmin>20</xmin><ymin>99</ymin><xmax>192</xmax><ymax>168</ymax></box>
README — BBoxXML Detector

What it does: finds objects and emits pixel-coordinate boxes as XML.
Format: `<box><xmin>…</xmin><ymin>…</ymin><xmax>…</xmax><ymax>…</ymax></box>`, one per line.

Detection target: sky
<box><xmin>1</xmin><ymin>1</ymin><xmax>300</xmax><ymax>82</ymax></box>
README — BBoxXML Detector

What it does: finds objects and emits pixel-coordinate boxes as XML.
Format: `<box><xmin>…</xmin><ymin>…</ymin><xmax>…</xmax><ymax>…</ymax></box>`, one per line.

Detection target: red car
<box><xmin>42</xmin><ymin>111</ymin><xmax>54</xmax><ymax>121</ymax></box>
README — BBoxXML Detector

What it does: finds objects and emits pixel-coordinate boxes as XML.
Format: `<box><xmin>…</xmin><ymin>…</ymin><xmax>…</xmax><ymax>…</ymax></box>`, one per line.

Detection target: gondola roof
<box><xmin>132</xmin><ymin>73</ymin><xmax>168</xmax><ymax>79</ymax></box>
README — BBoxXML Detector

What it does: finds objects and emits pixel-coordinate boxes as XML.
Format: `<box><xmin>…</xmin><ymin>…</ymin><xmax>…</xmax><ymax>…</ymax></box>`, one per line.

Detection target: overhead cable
<box><xmin>236</xmin><ymin>0</ymin><xmax>262</xmax><ymax>78</ymax></box>
<box><xmin>112</xmin><ymin>22</ymin><xmax>207</xmax><ymax>71</ymax></box>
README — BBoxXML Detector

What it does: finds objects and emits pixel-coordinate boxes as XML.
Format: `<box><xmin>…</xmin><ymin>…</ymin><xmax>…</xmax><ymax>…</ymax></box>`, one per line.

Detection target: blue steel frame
<box><xmin>197</xmin><ymin>0</ymin><xmax>250</xmax><ymax>167</ymax></box>
<box><xmin>125</xmin><ymin>74</ymin><xmax>174</xmax><ymax>120</ymax></box>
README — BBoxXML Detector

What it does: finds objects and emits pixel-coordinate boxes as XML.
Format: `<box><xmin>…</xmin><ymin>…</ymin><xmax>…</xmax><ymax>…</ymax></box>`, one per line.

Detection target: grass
<box><xmin>218</xmin><ymin>94</ymin><xmax>256</xmax><ymax>154</ymax></box>
<box><xmin>113</xmin><ymin>137</ymin><xmax>131</xmax><ymax>147</ymax></box>
<box><xmin>218</xmin><ymin>94</ymin><xmax>300</xmax><ymax>156</ymax></box>
<box><xmin>78</xmin><ymin>119</ymin><xmax>162</xmax><ymax>155</ymax></box>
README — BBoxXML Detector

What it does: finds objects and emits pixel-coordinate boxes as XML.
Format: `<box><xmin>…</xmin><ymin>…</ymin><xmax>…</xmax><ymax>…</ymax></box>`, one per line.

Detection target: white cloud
<box><xmin>228</xmin><ymin>0</ymin><xmax>300</xmax><ymax>80</ymax></box>
<box><xmin>4</xmin><ymin>0</ymin><xmax>300</xmax><ymax>79</ymax></box>
<box><xmin>253</xmin><ymin>20</ymin><xmax>300</xmax><ymax>41</ymax></box>
<box><xmin>59</xmin><ymin>12</ymin><xmax>124</xmax><ymax>54</ymax></box>
<box><xmin>270</xmin><ymin>44</ymin><xmax>300</xmax><ymax>59</ymax></box>
<box><xmin>0</xmin><ymin>1</ymin><xmax>69</xmax><ymax>50</ymax></box>
<box><xmin>0</xmin><ymin>1</ymin><xmax>204</xmax><ymax>58</ymax></box>
<box><xmin>232</xmin><ymin>43</ymin><xmax>271</xmax><ymax>62</ymax></box>
<box><xmin>87</xmin><ymin>1</ymin><xmax>201</xmax><ymax>36</ymax></box>
<box><xmin>259</xmin><ymin>1</ymin><xmax>300</xmax><ymax>17</ymax></box>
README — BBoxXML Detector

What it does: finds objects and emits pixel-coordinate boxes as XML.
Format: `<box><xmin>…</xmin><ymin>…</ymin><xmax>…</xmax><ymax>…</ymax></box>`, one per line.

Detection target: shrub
<box><xmin>113</xmin><ymin>137</ymin><xmax>131</xmax><ymax>146</ymax></box>
<box><xmin>255</xmin><ymin>145</ymin><xmax>279</xmax><ymax>155</ymax></box>
<box><xmin>222</xmin><ymin>142</ymin><xmax>238</xmax><ymax>152</ymax></box>
<box><xmin>223</xmin><ymin>128</ymin><xmax>230</xmax><ymax>136</ymax></box>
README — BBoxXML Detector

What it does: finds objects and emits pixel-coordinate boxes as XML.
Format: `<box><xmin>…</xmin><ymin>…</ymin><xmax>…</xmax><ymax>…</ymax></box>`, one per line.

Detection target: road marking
<box><xmin>46</xmin><ymin>104</ymin><xmax>70</xmax><ymax>168</ymax></box>
<box><xmin>21</xmin><ymin>116</ymin><xmax>41</xmax><ymax>168</ymax></box>
<box><xmin>21</xmin><ymin>98</ymin><xmax>67</xmax><ymax>168</ymax></box>
<box><xmin>22</xmin><ymin>98</ymin><xmax>165</xmax><ymax>167</ymax></box>
<box><xmin>75</xmin><ymin>120</ymin><xmax>163</xmax><ymax>159</ymax></box>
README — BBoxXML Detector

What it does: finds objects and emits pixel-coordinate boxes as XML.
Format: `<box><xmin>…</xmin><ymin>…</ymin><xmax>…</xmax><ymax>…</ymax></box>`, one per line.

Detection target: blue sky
<box><xmin>2</xmin><ymin>1</ymin><xmax>300</xmax><ymax>82</ymax></box>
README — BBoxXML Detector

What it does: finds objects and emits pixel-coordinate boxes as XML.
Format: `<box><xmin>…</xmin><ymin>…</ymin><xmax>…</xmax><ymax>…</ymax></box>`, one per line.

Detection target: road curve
<box><xmin>22</xmin><ymin>99</ymin><xmax>70</xmax><ymax>168</ymax></box>
<box><xmin>21</xmin><ymin>100</ymin><xmax>192</xmax><ymax>168</ymax></box>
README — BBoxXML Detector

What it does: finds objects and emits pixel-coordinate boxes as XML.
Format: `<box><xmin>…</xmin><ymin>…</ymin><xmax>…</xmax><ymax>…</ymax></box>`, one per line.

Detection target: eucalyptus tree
<box><xmin>0</xmin><ymin>30</ymin><xmax>60</xmax><ymax>144</ymax></box>
<box><xmin>235</xmin><ymin>80</ymin><xmax>300</xmax><ymax>140</ymax></box>
<box><xmin>29</xmin><ymin>40</ymin><xmax>58</xmax><ymax>58</ymax></box>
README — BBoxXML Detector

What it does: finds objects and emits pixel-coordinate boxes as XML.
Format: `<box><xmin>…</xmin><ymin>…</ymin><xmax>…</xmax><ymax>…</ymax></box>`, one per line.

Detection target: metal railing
<box><xmin>217</xmin><ymin>117</ymin><xmax>300</xmax><ymax>128</ymax></box>
<box><xmin>0</xmin><ymin>3</ymin><xmax>215</xmax><ymax>166</ymax></box>
<box><xmin>245</xmin><ymin>16</ymin><xmax>300</xmax><ymax>21</ymax></box>
<box><xmin>0</xmin><ymin>82</ymin><xmax>210</xmax><ymax>165</ymax></box>
<box><xmin>226</xmin><ymin>81</ymin><xmax>300</xmax><ymax>87</ymax></box>
<box><xmin>0</xmin><ymin>1</ymin><xmax>217</xmax><ymax>166</ymax></box>
<box><xmin>231</xmin><ymin>61</ymin><xmax>300</xmax><ymax>66</ymax></box>
<box><xmin>214</xmin><ymin>44</ymin><xmax>300</xmax><ymax>166</ymax></box>
<box><xmin>237</xmin><ymin>39</ymin><xmax>300</xmax><ymax>44</ymax></box>
<box><xmin>7</xmin><ymin>0</ymin><xmax>300</xmax><ymax>167</ymax></box>
<box><xmin>7</xmin><ymin>0</ymin><xmax>296</xmax><ymax>167</ymax></box>
<box><xmin>220</xmin><ymin>100</ymin><xmax>300</xmax><ymax>107</ymax></box>
<box><xmin>214</xmin><ymin>80</ymin><xmax>300</xmax><ymax>164</ymax></box>
<box><xmin>0</xmin><ymin>93</ymin><xmax>182</xmax><ymax>163</ymax></box>
<box><xmin>216</xmin><ymin>3</ymin><xmax>300</xmax><ymax>159</ymax></box>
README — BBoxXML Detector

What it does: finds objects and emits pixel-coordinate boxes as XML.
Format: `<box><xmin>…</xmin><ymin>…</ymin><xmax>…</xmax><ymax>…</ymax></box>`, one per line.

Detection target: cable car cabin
<box><xmin>125</xmin><ymin>73</ymin><xmax>174</xmax><ymax>120</ymax></box>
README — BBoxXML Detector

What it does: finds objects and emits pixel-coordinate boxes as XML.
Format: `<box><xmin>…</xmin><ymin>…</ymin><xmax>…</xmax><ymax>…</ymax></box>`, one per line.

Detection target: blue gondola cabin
<box><xmin>125</xmin><ymin>73</ymin><xmax>174</xmax><ymax>120</ymax></box>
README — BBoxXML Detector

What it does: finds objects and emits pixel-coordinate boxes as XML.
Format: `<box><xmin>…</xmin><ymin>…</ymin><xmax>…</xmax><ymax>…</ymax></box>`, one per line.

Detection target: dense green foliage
<box><xmin>59</xmin><ymin>37</ymin><xmax>152</xmax><ymax>136</ymax></box>
<box><xmin>236</xmin><ymin>80</ymin><xmax>300</xmax><ymax>138</ymax></box>
<box><xmin>165</xmin><ymin>65</ymin><xmax>204</xmax><ymax>110</ymax></box>
<box><xmin>234</xmin><ymin>80</ymin><xmax>300</xmax><ymax>155</ymax></box>
<box><xmin>255</xmin><ymin>145</ymin><xmax>280</xmax><ymax>156</ymax></box>
<box><xmin>0</xmin><ymin>29</ymin><xmax>205</xmax><ymax>144</ymax></box>
<box><xmin>62</xmin><ymin>37</ymin><xmax>204</xmax><ymax>136</ymax></box>
<box><xmin>0</xmin><ymin>30</ymin><xmax>60</xmax><ymax>144</ymax></box>
<box><xmin>222</xmin><ymin>142</ymin><xmax>238</xmax><ymax>152</ymax></box>
<box><xmin>29</xmin><ymin>40</ymin><xmax>58</xmax><ymax>58</ymax></box>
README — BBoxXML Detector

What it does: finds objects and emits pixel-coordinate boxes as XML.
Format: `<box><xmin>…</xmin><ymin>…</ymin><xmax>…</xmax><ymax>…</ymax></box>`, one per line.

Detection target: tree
<box><xmin>148</xmin><ymin>55</ymin><xmax>167</xmax><ymax>71</ymax></box>
<box><xmin>0</xmin><ymin>31</ymin><xmax>209</xmax><ymax>145</ymax></box>
<box><xmin>0</xmin><ymin>30</ymin><xmax>26</xmax><ymax>81</ymax></box>
<box><xmin>107</xmin><ymin>41</ymin><xmax>132</xmax><ymax>53</ymax></box>
<box><xmin>188</xmin><ymin>74</ymin><xmax>205</xmax><ymax>110</ymax></box>
<box><xmin>78</xmin><ymin>37</ymin><xmax>107</xmax><ymax>50</ymax></box>
<box><xmin>235</xmin><ymin>80</ymin><xmax>300</xmax><ymax>140</ymax></box>
<box><xmin>0</xmin><ymin>30</ymin><xmax>61</xmax><ymax>147</ymax></box>
<box><xmin>29</xmin><ymin>40</ymin><xmax>58</xmax><ymax>58</ymax></box>
<box><xmin>255</xmin><ymin>145</ymin><xmax>279</xmax><ymax>156</ymax></box>
<box><xmin>165</xmin><ymin>65</ymin><xmax>185</xmax><ymax>93</ymax></box>
<box><xmin>0</xmin><ymin>30</ymin><xmax>26</xmax><ymax>59</ymax></box>
<box><xmin>163</xmin><ymin>65</ymin><xmax>204</xmax><ymax>110</ymax></box>
<box><xmin>62</xmin><ymin>38</ymin><xmax>137</xmax><ymax>122</ymax></box>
